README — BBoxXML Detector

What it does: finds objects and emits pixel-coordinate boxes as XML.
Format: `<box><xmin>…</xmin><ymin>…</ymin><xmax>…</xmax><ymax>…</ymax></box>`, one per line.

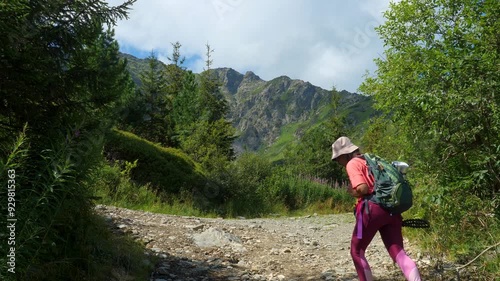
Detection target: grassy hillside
<box><xmin>262</xmin><ymin>95</ymin><xmax>377</xmax><ymax>162</ymax></box>
<box><xmin>104</xmin><ymin>129</ymin><xmax>207</xmax><ymax>195</ymax></box>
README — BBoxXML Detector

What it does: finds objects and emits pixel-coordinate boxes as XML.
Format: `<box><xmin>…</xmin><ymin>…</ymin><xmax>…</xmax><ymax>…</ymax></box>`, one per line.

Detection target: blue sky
<box><xmin>107</xmin><ymin>0</ymin><xmax>396</xmax><ymax>93</ymax></box>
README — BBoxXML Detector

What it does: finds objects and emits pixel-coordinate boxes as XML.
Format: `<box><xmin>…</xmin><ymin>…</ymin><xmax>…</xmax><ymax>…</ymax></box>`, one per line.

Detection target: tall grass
<box><xmin>89</xmin><ymin>159</ymin><xmax>215</xmax><ymax>217</ymax></box>
<box><xmin>0</xmin><ymin>126</ymin><xmax>29</xmax><ymax>281</ymax></box>
<box><xmin>261</xmin><ymin>168</ymin><xmax>354</xmax><ymax>215</ymax></box>
<box><xmin>93</xmin><ymin>148</ymin><xmax>354</xmax><ymax>219</ymax></box>
<box><xmin>0</xmin><ymin>127</ymin><xmax>152</xmax><ymax>281</ymax></box>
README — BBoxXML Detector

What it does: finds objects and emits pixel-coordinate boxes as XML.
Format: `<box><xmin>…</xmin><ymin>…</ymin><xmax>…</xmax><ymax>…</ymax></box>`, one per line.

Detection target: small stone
<box><xmin>186</xmin><ymin>224</ymin><xmax>205</xmax><ymax>231</ymax></box>
<box><xmin>156</xmin><ymin>266</ymin><xmax>169</xmax><ymax>275</ymax></box>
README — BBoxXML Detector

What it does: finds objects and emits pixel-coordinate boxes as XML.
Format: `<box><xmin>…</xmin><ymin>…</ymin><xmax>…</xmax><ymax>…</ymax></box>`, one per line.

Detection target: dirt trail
<box><xmin>96</xmin><ymin>205</ymin><xmax>465</xmax><ymax>281</ymax></box>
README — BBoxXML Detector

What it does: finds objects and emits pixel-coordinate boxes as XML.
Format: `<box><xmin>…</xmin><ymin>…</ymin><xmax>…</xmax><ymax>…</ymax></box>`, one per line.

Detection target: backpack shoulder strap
<box><xmin>357</xmin><ymin>154</ymin><xmax>377</xmax><ymax>200</ymax></box>
<box><xmin>362</xmin><ymin>153</ymin><xmax>379</xmax><ymax>177</ymax></box>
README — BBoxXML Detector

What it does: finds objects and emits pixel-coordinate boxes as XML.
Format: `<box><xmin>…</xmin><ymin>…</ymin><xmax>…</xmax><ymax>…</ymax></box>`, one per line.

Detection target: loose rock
<box><xmin>96</xmin><ymin>205</ymin><xmax>463</xmax><ymax>281</ymax></box>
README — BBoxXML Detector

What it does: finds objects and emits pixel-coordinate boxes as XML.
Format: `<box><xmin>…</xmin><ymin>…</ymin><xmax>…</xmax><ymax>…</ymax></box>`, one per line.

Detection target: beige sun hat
<box><xmin>331</xmin><ymin>136</ymin><xmax>359</xmax><ymax>160</ymax></box>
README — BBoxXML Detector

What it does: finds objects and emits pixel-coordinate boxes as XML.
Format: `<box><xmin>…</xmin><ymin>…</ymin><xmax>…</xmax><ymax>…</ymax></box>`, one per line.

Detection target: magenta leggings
<box><xmin>351</xmin><ymin>201</ymin><xmax>420</xmax><ymax>281</ymax></box>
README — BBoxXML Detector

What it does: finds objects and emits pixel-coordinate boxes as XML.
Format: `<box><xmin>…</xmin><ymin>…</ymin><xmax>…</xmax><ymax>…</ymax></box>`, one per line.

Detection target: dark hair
<box><xmin>346</xmin><ymin>149</ymin><xmax>361</xmax><ymax>161</ymax></box>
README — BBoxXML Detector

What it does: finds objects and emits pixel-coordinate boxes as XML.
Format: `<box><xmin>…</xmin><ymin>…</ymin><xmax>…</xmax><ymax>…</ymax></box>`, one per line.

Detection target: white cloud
<box><xmin>107</xmin><ymin>0</ymin><xmax>393</xmax><ymax>92</ymax></box>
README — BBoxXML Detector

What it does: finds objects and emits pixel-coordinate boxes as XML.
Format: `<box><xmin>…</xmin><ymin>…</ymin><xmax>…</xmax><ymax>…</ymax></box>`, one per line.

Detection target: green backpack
<box><xmin>363</xmin><ymin>153</ymin><xmax>413</xmax><ymax>214</ymax></box>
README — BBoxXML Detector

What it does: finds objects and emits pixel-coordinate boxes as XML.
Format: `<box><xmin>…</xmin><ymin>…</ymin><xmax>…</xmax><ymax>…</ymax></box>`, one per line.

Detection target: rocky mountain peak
<box><xmin>207</xmin><ymin>67</ymin><xmax>372</xmax><ymax>153</ymax></box>
<box><xmin>119</xmin><ymin>53</ymin><xmax>372</xmax><ymax>154</ymax></box>
<box><xmin>243</xmin><ymin>71</ymin><xmax>262</xmax><ymax>82</ymax></box>
<box><xmin>215</xmin><ymin>68</ymin><xmax>244</xmax><ymax>95</ymax></box>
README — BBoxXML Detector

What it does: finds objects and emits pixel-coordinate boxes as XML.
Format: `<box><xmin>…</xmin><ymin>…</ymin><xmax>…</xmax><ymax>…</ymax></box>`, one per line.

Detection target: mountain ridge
<box><xmin>120</xmin><ymin>53</ymin><xmax>374</xmax><ymax>155</ymax></box>
<box><xmin>210</xmin><ymin>67</ymin><xmax>372</xmax><ymax>153</ymax></box>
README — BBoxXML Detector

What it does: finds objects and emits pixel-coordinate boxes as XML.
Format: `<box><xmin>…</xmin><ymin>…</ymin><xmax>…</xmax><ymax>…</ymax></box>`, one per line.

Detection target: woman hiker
<box><xmin>331</xmin><ymin>136</ymin><xmax>422</xmax><ymax>281</ymax></box>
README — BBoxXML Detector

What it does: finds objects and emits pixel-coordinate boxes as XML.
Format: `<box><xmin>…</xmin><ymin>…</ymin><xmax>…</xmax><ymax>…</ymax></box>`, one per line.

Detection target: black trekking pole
<box><xmin>402</xmin><ymin>218</ymin><xmax>430</xmax><ymax>228</ymax></box>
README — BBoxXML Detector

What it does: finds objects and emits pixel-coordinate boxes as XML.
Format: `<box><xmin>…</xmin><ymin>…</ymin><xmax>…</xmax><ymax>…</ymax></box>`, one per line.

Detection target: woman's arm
<box><xmin>348</xmin><ymin>183</ymin><xmax>370</xmax><ymax>198</ymax></box>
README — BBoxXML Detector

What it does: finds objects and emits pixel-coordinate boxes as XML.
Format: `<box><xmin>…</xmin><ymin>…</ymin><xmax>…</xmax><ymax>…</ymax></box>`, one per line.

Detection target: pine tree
<box><xmin>133</xmin><ymin>51</ymin><xmax>172</xmax><ymax>144</ymax></box>
<box><xmin>178</xmin><ymin>44</ymin><xmax>236</xmax><ymax>170</ymax></box>
<box><xmin>199</xmin><ymin>44</ymin><xmax>229</xmax><ymax>122</ymax></box>
<box><xmin>163</xmin><ymin>41</ymin><xmax>188</xmax><ymax>145</ymax></box>
<box><xmin>0</xmin><ymin>0</ymin><xmax>136</xmax><ymax>142</ymax></box>
<box><xmin>0</xmin><ymin>0</ymin><xmax>137</xmax><ymax>279</ymax></box>
<box><xmin>172</xmin><ymin>70</ymin><xmax>200</xmax><ymax>140</ymax></box>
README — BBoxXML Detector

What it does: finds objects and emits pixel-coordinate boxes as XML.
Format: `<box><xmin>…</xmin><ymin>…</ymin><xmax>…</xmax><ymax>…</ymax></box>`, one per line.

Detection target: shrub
<box><xmin>220</xmin><ymin>152</ymin><xmax>274</xmax><ymax>217</ymax></box>
<box><xmin>406</xmin><ymin>173</ymin><xmax>500</xmax><ymax>278</ymax></box>
<box><xmin>89</xmin><ymin>160</ymin><xmax>160</xmax><ymax>208</ymax></box>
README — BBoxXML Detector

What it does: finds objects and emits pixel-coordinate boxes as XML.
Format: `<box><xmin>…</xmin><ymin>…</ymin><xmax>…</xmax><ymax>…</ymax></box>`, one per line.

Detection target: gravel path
<box><xmin>96</xmin><ymin>205</ymin><xmax>466</xmax><ymax>281</ymax></box>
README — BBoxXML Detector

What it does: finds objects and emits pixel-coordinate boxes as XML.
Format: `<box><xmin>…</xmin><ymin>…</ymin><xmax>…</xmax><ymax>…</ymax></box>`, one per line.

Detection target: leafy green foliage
<box><xmin>198</xmin><ymin>45</ymin><xmax>230</xmax><ymax>123</ymax></box>
<box><xmin>120</xmin><ymin>43</ymin><xmax>236</xmax><ymax>165</ymax></box>
<box><xmin>173</xmin><ymin>44</ymin><xmax>235</xmax><ymax>173</ymax></box>
<box><xmin>361</xmin><ymin>0</ymin><xmax>500</xmax><ymax>194</ymax></box>
<box><xmin>357</xmin><ymin>117</ymin><xmax>413</xmax><ymax>161</ymax></box>
<box><xmin>199</xmin><ymin>152</ymin><xmax>274</xmax><ymax>216</ymax></box>
<box><xmin>360</xmin><ymin>0</ymin><xmax>499</xmax><ymax>276</ymax></box>
<box><xmin>119</xmin><ymin>44</ymin><xmax>189</xmax><ymax>146</ymax></box>
<box><xmin>196</xmin><ymin>152</ymin><xmax>353</xmax><ymax>217</ymax></box>
<box><xmin>90</xmin><ymin>160</ymin><xmax>157</xmax><ymax>208</ymax></box>
<box><xmin>89</xmin><ymin>159</ymin><xmax>214</xmax><ymax>218</ymax></box>
<box><xmin>165</xmin><ymin>42</ymin><xmax>187</xmax><ymax>101</ymax></box>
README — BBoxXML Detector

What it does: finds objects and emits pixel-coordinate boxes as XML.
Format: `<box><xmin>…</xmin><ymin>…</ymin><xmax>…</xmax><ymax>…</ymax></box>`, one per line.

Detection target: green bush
<box><xmin>222</xmin><ymin>152</ymin><xmax>274</xmax><ymax>217</ymax></box>
<box><xmin>89</xmin><ymin>160</ymin><xmax>161</xmax><ymax>209</ymax></box>
<box><xmin>105</xmin><ymin>129</ymin><xmax>207</xmax><ymax>195</ymax></box>
<box><xmin>406</xmin><ymin>173</ymin><xmax>500</xmax><ymax>278</ymax></box>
